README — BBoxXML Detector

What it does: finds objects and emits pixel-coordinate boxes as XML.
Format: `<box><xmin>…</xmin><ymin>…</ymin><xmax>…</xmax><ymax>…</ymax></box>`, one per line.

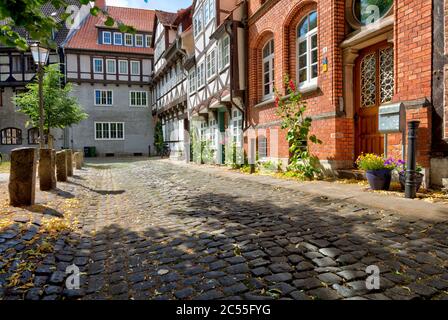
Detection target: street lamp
<box><xmin>30</xmin><ymin>42</ymin><xmax>50</xmax><ymax>149</ymax></box>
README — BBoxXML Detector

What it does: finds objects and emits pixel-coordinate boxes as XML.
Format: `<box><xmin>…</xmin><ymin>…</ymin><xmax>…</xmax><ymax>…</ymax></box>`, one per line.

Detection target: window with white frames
<box><xmin>95</xmin><ymin>122</ymin><xmax>124</xmax><ymax>140</ymax></box>
<box><xmin>94</xmin><ymin>90</ymin><xmax>113</xmax><ymax>106</ymax></box>
<box><xmin>130</xmin><ymin>91</ymin><xmax>147</xmax><ymax>107</ymax></box>
<box><xmin>130</xmin><ymin>61</ymin><xmax>140</xmax><ymax>75</ymax></box>
<box><xmin>200</xmin><ymin>121</ymin><xmax>208</xmax><ymax>141</ymax></box>
<box><xmin>209</xmin><ymin>119</ymin><xmax>217</xmax><ymax>148</ymax></box>
<box><xmin>93</xmin><ymin>58</ymin><xmax>103</xmax><ymax>73</ymax></box>
<box><xmin>114</xmin><ymin>32</ymin><xmax>123</xmax><ymax>45</ymax></box>
<box><xmin>189</xmin><ymin>69</ymin><xmax>196</xmax><ymax>93</ymax></box>
<box><xmin>258</xmin><ymin>135</ymin><xmax>267</xmax><ymax>159</ymax></box>
<box><xmin>219</xmin><ymin>36</ymin><xmax>230</xmax><ymax>69</ymax></box>
<box><xmin>135</xmin><ymin>34</ymin><xmax>144</xmax><ymax>47</ymax></box>
<box><xmin>262</xmin><ymin>39</ymin><xmax>275</xmax><ymax>99</ymax></box>
<box><xmin>297</xmin><ymin>11</ymin><xmax>318</xmax><ymax>88</ymax></box>
<box><xmin>193</xmin><ymin>7</ymin><xmax>203</xmax><ymax>38</ymax></box>
<box><xmin>206</xmin><ymin>0</ymin><xmax>215</xmax><ymax>24</ymax></box>
<box><xmin>204</xmin><ymin>0</ymin><xmax>210</xmax><ymax>25</ymax></box>
<box><xmin>118</xmin><ymin>60</ymin><xmax>128</xmax><ymax>74</ymax></box>
<box><xmin>102</xmin><ymin>31</ymin><xmax>111</xmax><ymax>44</ymax></box>
<box><xmin>197</xmin><ymin>62</ymin><xmax>205</xmax><ymax>88</ymax></box>
<box><xmin>124</xmin><ymin>33</ymin><xmax>133</xmax><ymax>46</ymax></box>
<box><xmin>106</xmin><ymin>59</ymin><xmax>116</xmax><ymax>74</ymax></box>
<box><xmin>232</xmin><ymin>109</ymin><xmax>243</xmax><ymax>146</ymax></box>
<box><xmin>206</xmin><ymin>49</ymin><xmax>216</xmax><ymax>79</ymax></box>
<box><xmin>145</xmin><ymin>35</ymin><xmax>152</xmax><ymax>47</ymax></box>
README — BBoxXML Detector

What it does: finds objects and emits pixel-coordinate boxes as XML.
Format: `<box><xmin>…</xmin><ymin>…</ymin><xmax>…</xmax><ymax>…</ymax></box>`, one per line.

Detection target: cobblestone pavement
<box><xmin>1</xmin><ymin>159</ymin><xmax>448</xmax><ymax>300</ymax></box>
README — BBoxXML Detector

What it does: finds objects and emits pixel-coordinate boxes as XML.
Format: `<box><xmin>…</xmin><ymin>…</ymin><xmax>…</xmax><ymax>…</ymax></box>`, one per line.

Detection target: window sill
<box><xmin>298</xmin><ymin>82</ymin><xmax>319</xmax><ymax>94</ymax></box>
<box><xmin>254</xmin><ymin>97</ymin><xmax>275</xmax><ymax>108</ymax></box>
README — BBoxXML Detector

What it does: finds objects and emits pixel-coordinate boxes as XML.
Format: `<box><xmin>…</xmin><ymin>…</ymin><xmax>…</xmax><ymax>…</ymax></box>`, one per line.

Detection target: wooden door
<box><xmin>355</xmin><ymin>42</ymin><xmax>394</xmax><ymax>158</ymax></box>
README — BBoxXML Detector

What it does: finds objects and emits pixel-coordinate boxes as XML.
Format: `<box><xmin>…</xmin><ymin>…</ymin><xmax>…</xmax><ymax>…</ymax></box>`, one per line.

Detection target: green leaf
<box><xmin>104</xmin><ymin>16</ymin><xmax>115</xmax><ymax>27</ymax></box>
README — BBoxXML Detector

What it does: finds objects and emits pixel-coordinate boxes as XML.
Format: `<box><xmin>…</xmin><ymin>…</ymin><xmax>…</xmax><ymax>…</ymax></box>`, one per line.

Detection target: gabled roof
<box><xmin>65</xmin><ymin>6</ymin><xmax>155</xmax><ymax>55</ymax></box>
<box><xmin>154</xmin><ymin>10</ymin><xmax>178</xmax><ymax>28</ymax></box>
<box><xmin>151</xmin><ymin>6</ymin><xmax>193</xmax><ymax>48</ymax></box>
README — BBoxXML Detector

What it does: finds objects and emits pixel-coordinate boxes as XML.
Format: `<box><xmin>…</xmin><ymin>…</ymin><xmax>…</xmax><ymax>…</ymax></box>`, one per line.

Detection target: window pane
<box><xmin>309</xmin><ymin>11</ymin><xmax>317</xmax><ymax>30</ymax></box>
<box><xmin>298</xmin><ymin>18</ymin><xmax>308</xmax><ymax>37</ymax></box>
<box><xmin>311</xmin><ymin>50</ymin><xmax>318</xmax><ymax>64</ymax></box>
<box><xmin>311</xmin><ymin>34</ymin><xmax>318</xmax><ymax>48</ymax></box>
<box><xmin>312</xmin><ymin>64</ymin><xmax>318</xmax><ymax>78</ymax></box>
<box><xmin>299</xmin><ymin>41</ymin><xmax>307</xmax><ymax>55</ymax></box>
<box><xmin>299</xmin><ymin>55</ymin><xmax>307</xmax><ymax>68</ymax></box>
<box><xmin>299</xmin><ymin>68</ymin><xmax>307</xmax><ymax>83</ymax></box>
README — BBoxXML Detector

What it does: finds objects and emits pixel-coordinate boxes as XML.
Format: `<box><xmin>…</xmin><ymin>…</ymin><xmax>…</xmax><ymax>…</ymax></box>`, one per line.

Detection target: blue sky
<box><xmin>106</xmin><ymin>0</ymin><xmax>192</xmax><ymax>12</ymax></box>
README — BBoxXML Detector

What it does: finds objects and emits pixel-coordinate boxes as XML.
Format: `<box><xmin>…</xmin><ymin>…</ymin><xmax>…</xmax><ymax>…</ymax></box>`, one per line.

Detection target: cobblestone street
<box><xmin>1</xmin><ymin>159</ymin><xmax>448</xmax><ymax>300</ymax></box>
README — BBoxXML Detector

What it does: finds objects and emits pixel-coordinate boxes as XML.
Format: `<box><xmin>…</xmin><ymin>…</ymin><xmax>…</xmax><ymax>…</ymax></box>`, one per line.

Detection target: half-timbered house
<box><xmin>150</xmin><ymin>8</ymin><xmax>192</xmax><ymax>159</ymax></box>
<box><xmin>63</xmin><ymin>5</ymin><xmax>155</xmax><ymax>157</ymax></box>
<box><xmin>186</xmin><ymin>0</ymin><xmax>247</xmax><ymax>164</ymax></box>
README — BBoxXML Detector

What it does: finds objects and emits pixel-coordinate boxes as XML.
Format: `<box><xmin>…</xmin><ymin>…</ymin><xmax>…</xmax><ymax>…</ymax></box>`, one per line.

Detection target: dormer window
<box><xmin>135</xmin><ymin>34</ymin><xmax>144</xmax><ymax>47</ymax></box>
<box><xmin>114</xmin><ymin>32</ymin><xmax>123</xmax><ymax>45</ymax></box>
<box><xmin>102</xmin><ymin>31</ymin><xmax>112</xmax><ymax>44</ymax></box>
<box><xmin>124</xmin><ymin>33</ymin><xmax>133</xmax><ymax>46</ymax></box>
<box><xmin>145</xmin><ymin>35</ymin><xmax>152</xmax><ymax>47</ymax></box>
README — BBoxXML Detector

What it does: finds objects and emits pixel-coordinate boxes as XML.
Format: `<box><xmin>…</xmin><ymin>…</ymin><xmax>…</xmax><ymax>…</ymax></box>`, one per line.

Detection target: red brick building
<box><xmin>246</xmin><ymin>0</ymin><xmax>433</xmax><ymax>180</ymax></box>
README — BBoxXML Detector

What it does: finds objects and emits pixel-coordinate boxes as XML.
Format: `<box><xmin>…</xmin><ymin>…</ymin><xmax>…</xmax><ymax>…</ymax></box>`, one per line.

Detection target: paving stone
<box><xmin>226</xmin><ymin>263</ymin><xmax>249</xmax><ymax>274</ymax></box>
<box><xmin>265</xmin><ymin>273</ymin><xmax>292</xmax><ymax>283</ymax></box>
<box><xmin>292</xmin><ymin>278</ymin><xmax>322</xmax><ymax>290</ymax></box>
<box><xmin>296</xmin><ymin>262</ymin><xmax>314</xmax><ymax>271</ymax></box>
<box><xmin>174</xmin><ymin>287</ymin><xmax>194</xmax><ymax>299</ymax></box>
<box><xmin>269</xmin><ymin>262</ymin><xmax>293</xmax><ymax>273</ymax></box>
<box><xmin>313</xmin><ymin>257</ymin><xmax>337</xmax><ymax>268</ymax></box>
<box><xmin>407</xmin><ymin>283</ymin><xmax>438</xmax><ymax>298</ymax></box>
<box><xmin>319</xmin><ymin>248</ymin><xmax>342</xmax><ymax>258</ymax></box>
<box><xmin>307</xmin><ymin>287</ymin><xmax>341</xmax><ymax>300</ymax></box>
<box><xmin>290</xmin><ymin>290</ymin><xmax>311</xmax><ymax>300</ymax></box>
<box><xmin>318</xmin><ymin>272</ymin><xmax>343</xmax><ymax>285</ymax></box>
<box><xmin>195</xmin><ymin>289</ymin><xmax>224</xmax><ymax>300</ymax></box>
<box><xmin>223</xmin><ymin>283</ymin><xmax>248</xmax><ymax>295</ymax></box>
<box><xmin>49</xmin><ymin>271</ymin><xmax>66</xmax><ymax>285</ymax></box>
<box><xmin>269</xmin><ymin>282</ymin><xmax>295</xmax><ymax>295</ymax></box>
<box><xmin>251</xmin><ymin>267</ymin><xmax>270</xmax><ymax>277</ymax></box>
<box><xmin>337</xmin><ymin>270</ymin><xmax>366</xmax><ymax>281</ymax></box>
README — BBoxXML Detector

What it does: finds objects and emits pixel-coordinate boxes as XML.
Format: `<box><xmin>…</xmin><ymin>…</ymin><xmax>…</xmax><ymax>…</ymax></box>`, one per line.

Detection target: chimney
<box><xmin>93</xmin><ymin>0</ymin><xmax>106</xmax><ymax>9</ymax></box>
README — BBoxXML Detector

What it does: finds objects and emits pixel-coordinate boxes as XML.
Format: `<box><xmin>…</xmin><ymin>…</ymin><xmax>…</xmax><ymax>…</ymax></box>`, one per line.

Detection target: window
<box><xmin>205</xmin><ymin>0</ymin><xmax>215</xmax><ymax>24</ymax></box>
<box><xmin>193</xmin><ymin>7</ymin><xmax>203</xmax><ymax>38</ymax></box>
<box><xmin>145</xmin><ymin>34</ymin><xmax>152</xmax><ymax>47</ymax></box>
<box><xmin>25</xmin><ymin>56</ymin><xmax>36</xmax><ymax>72</ymax></box>
<box><xmin>95</xmin><ymin>122</ymin><xmax>124</xmax><ymax>140</ymax></box>
<box><xmin>189</xmin><ymin>69</ymin><xmax>196</xmax><ymax>93</ymax></box>
<box><xmin>219</xmin><ymin>36</ymin><xmax>230</xmax><ymax>69</ymax></box>
<box><xmin>106</xmin><ymin>59</ymin><xmax>116</xmax><ymax>74</ymax></box>
<box><xmin>258</xmin><ymin>135</ymin><xmax>267</xmax><ymax>159</ymax></box>
<box><xmin>135</xmin><ymin>34</ymin><xmax>144</xmax><ymax>47</ymax></box>
<box><xmin>114</xmin><ymin>32</ymin><xmax>123</xmax><ymax>45</ymax></box>
<box><xmin>124</xmin><ymin>33</ymin><xmax>133</xmax><ymax>46</ymax></box>
<box><xmin>130</xmin><ymin>61</ymin><xmax>140</xmax><ymax>75</ymax></box>
<box><xmin>93</xmin><ymin>58</ymin><xmax>103</xmax><ymax>73</ymax></box>
<box><xmin>0</xmin><ymin>128</ymin><xmax>22</xmax><ymax>145</ymax></box>
<box><xmin>232</xmin><ymin>109</ymin><xmax>243</xmax><ymax>146</ymax></box>
<box><xmin>130</xmin><ymin>91</ymin><xmax>148</xmax><ymax>107</ymax></box>
<box><xmin>119</xmin><ymin>60</ymin><xmax>128</xmax><ymax>74</ymax></box>
<box><xmin>262</xmin><ymin>39</ymin><xmax>275</xmax><ymax>99</ymax></box>
<box><xmin>197</xmin><ymin>62</ymin><xmax>205</xmax><ymax>88</ymax></box>
<box><xmin>11</xmin><ymin>56</ymin><xmax>22</xmax><ymax>73</ymax></box>
<box><xmin>297</xmin><ymin>11</ymin><xmax>318</xmax><ymax>88</ymax></box>
<box><xmin>206</xmin><ymin>49</ymin><xmax>217</xmax><ymax>79</ymax></box>
<box><xmin>102</xmin><ymin>31</ymin><xmax>112</xmax><ymax>44</ymax></box>
<box><xmin>200</xmin><ymin>121</ymin><xmax>208</xmax><ymax>141</ymax></box>
<box><xmin>28</xmin><ymin>127</ymin><xmax>39</xmax><ymax>145</ymax></box>
<box><xmin>209</xmin><ymin>119</ymin><xmax>217</xmax><ymax>148</ymax></box>
<box><xmin>94</xmin><ymin>89</ymin><xmax>113</xmax><ymax>106</ymax></box>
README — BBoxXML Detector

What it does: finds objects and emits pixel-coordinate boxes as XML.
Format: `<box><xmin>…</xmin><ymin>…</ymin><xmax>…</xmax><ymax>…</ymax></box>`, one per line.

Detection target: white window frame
<box><xmin>129</xmin><ymin>91</ymin><xmax>148</xmax><ymax>107</ymax></box>
<box><xmin>95</xmin><ymin>122</ymin><xmax>125</xmax><ymax>141</ymax></box>
<box><xmin>258</xmin><ymin>135</ymin><xmax>268</xmax><ymax>160</ymax></box>
<box><xmin>145</xmin><ymin>34</ymin><xmax>152</xmax><ymax>47</ymax></box>
<box><xmin>197</xmin><ymin>61</ymin><xmax>205</xmax><ymax>89</ymax></box>
<box><xmin>113</xmin><ymin>32</ymin><xmax>123</xmax><ymax>45</ymax></box>
<box><xmin>102</xmin><ymin>31</ymin><xmax>111</xmax><ymax>44</ymax></box>
<box><xmin>189</xmin><ymin>69</ymin><xmax>196</xmax><ymax>94</ymax></box>
<box><xmin>124</xmin><ymin>33</ymin><xmax>133</xmax><ymax>46</ymax></box>
<box><xmin>118</xmin><ymin>60</ymin><xmax>128</xmax><ymax>74</ymax></box>
<box><xmin>297</xmin><ymin>11</ymin><xmax>318</xmax><ymax>90</ymax></box>
<box><xmin>106</xmin><ymin>59</ymin><xmax>116</xmax><ymax>74</ymax></box>
<box><xmin>232</xmin><ymin>109</ymin><xmax>243</xmax><ymax>146</ymax></box>
<box><xmin>193</xmin><ymin>6</ymin><xmax>203</xmax><ymax>38</ymax></box>
<box><xmin>130</xmin><ymin>60</ymin><xmax>140</xmax><ymax>75</ymax></box>
<box><xmin>206</xmin><ymin>0</ymin><xmax>215</xmax><ymax>25</ymax></box>
<box><xmin>135</xmin><ymin>34</ymin><xmax>144</xmax><ymax>47</ymax></box>
<box><xmin>93</xmin><ymin>58</ymin><xmax>103</xmax><ymax>74</ymax></box>
<box><xmin>209</xmin><ymin>118</ymin><xmax>218</xmax><ymax>149</ymax></box>
<box><xmin>206</xmin><ymin>49</ymin><xmax>217</xmax><ymax>80</ymax></box>
<box><xmin>94</xmin><ymin>89</ymin><xmax>113</xmax><ymax>106</ymax></box>
<box><xmin>262</xmin><ymin>39</ymin><xmax>275</xmax><ymax>100</ymax></box>
<box><xmin>219</xmin><ymin>36</ymin><xmax>230</xmax><ymax>70</ymax></box>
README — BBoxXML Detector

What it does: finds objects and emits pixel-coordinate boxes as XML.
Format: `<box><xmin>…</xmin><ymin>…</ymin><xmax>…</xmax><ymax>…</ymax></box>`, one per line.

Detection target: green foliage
<box><xmin>275</xmin><ymin>75</ymin><xmax>322</xmax><ymax>180</ymax></box>
<box><xmin>0</xmin><ymin>0</ymin><xmax>135</xmax><ymax>50</ymax></box>
<box><xmin>13</xmin><ymin>64</ymin><xmax>87</xmax><ymax>134</ymax></box>
<box><xmin>154</xmin><ymin>121</ymin><xmax>164</xmax><ymax>155</ymax></box>
<box><xmin>258</xmin><ymin>160</ymin><xmax>282</xmax><ymax>173</ymax></box>
<box><xmin>201</xmin><ymin>140</ymin><xmax>215</xmax><ymax>164</ymax></box>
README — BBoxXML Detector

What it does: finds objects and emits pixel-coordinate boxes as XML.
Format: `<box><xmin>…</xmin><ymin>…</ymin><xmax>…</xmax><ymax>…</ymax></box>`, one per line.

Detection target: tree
<box><xmin>154</xmin><ymin>121</ymin><xmax>164</xmax><ymax>155</ymax></box>
<box><xmin>0</xmin><ymin>0</ymin><xmax>136</xmax><ymax>50</ymax></box>
<box><xmin>13</xmin><ymin>63</ymin><xmax>88</xmax><ymax>148</ymax></box>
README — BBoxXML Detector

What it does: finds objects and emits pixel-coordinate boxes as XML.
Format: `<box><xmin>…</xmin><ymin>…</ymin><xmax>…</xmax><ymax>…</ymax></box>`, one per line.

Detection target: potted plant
<box><xmin>396</xmin><ymin>160</ymin><xmax>424</xmax><ymax>192</ymax></box>
<box><xmin>356</xmin><ymin>154</ymin><xmax>396</xmax><ymax>190</ymax></box>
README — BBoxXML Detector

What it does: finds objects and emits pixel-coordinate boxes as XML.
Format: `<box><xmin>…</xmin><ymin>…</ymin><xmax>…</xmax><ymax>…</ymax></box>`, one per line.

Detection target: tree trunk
<box><xmin>48</xmin><ymin>129</ymin><xmax>54</xmax><ymax>149</ymax></box>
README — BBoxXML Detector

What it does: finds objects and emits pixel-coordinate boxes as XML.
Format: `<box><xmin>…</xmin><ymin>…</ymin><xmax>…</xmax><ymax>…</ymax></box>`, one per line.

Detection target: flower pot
<box><xmin>366</xmin><ymin>169</ymin><xmax>392</xmax><ymax>190</ymax></box>
<box><xmin>399</xmin><ymin>172</ymin><xmax>424</xmax><ymax>192</ymax></box>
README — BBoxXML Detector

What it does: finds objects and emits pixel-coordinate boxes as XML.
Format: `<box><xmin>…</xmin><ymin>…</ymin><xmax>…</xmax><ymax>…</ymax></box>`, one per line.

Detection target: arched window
<box><xmin>0</xmin><ymin>127</ymin><xmax>22</xmax><ymax>145</ymax></box>
<box><xmin>28</xmin><ymin>127</ymin><xmax>40</xmax><ymax>145</ymax></box>
<box><xmin>297</xmin><ymin>11</ymin><xmax>318</xmax><ymax>89</ymax></box>
<box><xmin>262</xmin><ymin>39</ymin><xmax>274</xmax><ymax>100</ymax></box>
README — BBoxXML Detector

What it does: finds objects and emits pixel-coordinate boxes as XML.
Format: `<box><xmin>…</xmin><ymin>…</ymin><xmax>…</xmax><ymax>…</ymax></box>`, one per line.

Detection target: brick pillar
<box><xmin>66</xmin><ymin>149</ymin><xmax>73</xmax><ymax>177</ymax></box>
<box><xmin>56</xmin><ymin>151</ymin><xmax>67</xmax><ymax>182</ymax></box>
<box><xmin>39</xmin><ymin>149</ymin><xmax>56</xmax><ymax>191</ymax></box>
<box><xmin>74</xmin><ymin>152</ymin><xmax>82</xmax><ymax>170</ymax></box>
<box><xmin>9</xmin><ymin>147</ymin><xmax>37</xmax><ymax>206</ymax></box>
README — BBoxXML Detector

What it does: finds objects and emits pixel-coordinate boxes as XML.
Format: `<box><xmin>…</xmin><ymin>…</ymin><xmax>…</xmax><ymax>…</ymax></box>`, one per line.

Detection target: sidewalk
<box><xmin>0</xmin><ymin>173</ymin><xmax>8</xmax><ymax>183</ymax></box>
<box><xmin>167</xmin><ymin>159</ymin><xmax>448</xmax><ymax>222</ymax></box>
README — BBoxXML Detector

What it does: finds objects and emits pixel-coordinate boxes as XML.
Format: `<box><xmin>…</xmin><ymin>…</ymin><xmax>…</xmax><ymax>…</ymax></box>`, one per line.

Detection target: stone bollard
<box><xmin>9</xmin><ymin>147</ymin><xmax>37</xmax><ymax>206</ymax></box>
<box><xmin>56</xmin><ymin>151</ymin><xmax>67</xmax><ymax>182</ymax></box>
<box><xmin>39</xmin><ymin>149</ymin><xmax>56</xmax><ymax>191</ymax></box>
<box><xmin>66</xmin><ymin>149</ymin><xmax>73</xmax><ymax>177</ymax></box>
<box><xmin>74</xmin><ymin>152</ymin><xmax>82</xmax><ymax>170</ymax></box>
